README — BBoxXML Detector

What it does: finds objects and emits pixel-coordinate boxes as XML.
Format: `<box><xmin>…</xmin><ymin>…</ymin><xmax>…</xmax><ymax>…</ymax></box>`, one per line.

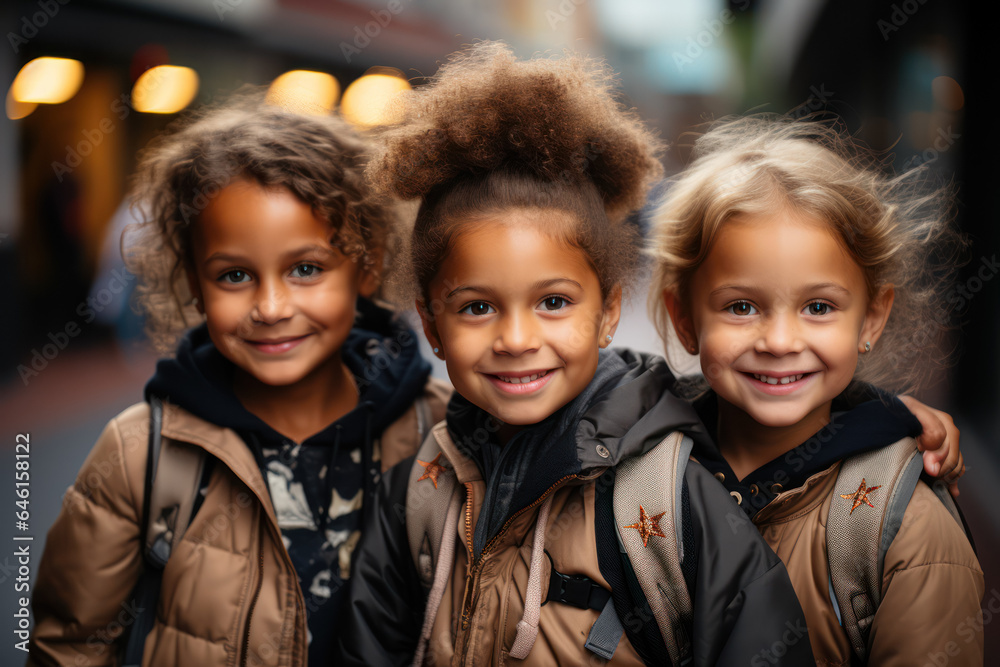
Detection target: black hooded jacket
<box><xmin>145</xmin><ymin>297</ymin><xmax>433</xmax><ymax>665</ymax></box>
<box><xmin>340</xmin><ymin>349</ymin><xmax>813</xmax><ymax>665</ymax></box>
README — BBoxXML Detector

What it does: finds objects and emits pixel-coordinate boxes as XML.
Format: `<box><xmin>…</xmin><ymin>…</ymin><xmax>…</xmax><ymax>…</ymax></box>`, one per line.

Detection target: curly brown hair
<box><xmin>125</xmin><ymin>89</ymin><xmax>400</xmax><ymax>353</ymax></box>
<box><xmin>366</xmin><ymin>41</ymin><xmax>664</xmax><ymax>304</ymax></box>
<box><xmin>649</xmin><ymin>114</ymin><xmax>966</xmax><ymax>393</ymax></box>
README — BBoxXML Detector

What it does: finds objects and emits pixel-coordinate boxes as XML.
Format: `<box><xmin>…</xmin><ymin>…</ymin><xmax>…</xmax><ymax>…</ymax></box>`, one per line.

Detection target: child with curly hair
<box><xmin>651</xmin><ymin>115</ymin><xmax>984</xmax><ymax>665</ymax></box>
<box><xmin>28</xmin><ymin>94</ymin><xmax>448</xmax><ymax>667</ymax></box>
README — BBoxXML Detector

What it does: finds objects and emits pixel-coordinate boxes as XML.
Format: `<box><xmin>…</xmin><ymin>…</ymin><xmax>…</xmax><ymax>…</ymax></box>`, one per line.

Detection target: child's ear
<box><xmin>663</xmin><ymin>290</ymin><xmax>697</xmax><ymax>354</ymax></box>
<box><xmin>185</xmin><ymin>268</ymin><xmax>205</xmax><ymax>315</ymax></box>
<box><xmin>416</xmin><ymin>298</ymin><xmax>445</xmax><ymax>360</ymax></box>
<box><xmin>860</xmin><ymin>285</ymin><xmax>895</xmax><ymax>352</ymax></box>
<box><xmin>599</xmin><ymin>285</ymin><xmax>622</xmax><ymax>348</ymax></box>
<box><xmin>357</xmin><ymin>249</ymin><xmax>384</xmax><ymax>299</ymax></box>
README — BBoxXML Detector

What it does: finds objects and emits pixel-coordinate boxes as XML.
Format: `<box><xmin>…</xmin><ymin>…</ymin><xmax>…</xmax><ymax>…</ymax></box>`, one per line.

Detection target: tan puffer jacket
<box><xmin>753</xmin><ymin>456</ymin><xmax>984</xmax><ymax>667</ymax></box>
<box><xmin>417</xmin><ymin>425</ymin><xmax>646</xmax><ymax>667</ymax></box>
<box><xmin>28</xmin><ymin>382</ymin><xmax>448</xmax><ymax>667</ymax></box>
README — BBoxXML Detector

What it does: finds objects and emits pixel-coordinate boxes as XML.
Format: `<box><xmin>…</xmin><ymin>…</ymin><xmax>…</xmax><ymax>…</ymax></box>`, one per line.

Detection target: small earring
<box><xmin>189</xmin><ymin>296</ymin><xmax>199</xmax><ymax>306</ymax></box>
<box><xmin>606</xmin><ymin>335</ymin><xmax>613</xmax><ymax>343</ymax></box>
<box><xmin>433</xmin><ymin>347</ymin><xmax>440</xmax><ymax>354</ymax></box>
<box><xmin>863</xmin><ymin>341</ymin><xmax>872</xmax><ymax>353</ymax></box>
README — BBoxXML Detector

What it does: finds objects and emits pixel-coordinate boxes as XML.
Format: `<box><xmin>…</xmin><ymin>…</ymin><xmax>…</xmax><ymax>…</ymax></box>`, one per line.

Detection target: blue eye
<box><xmin>540</xmin><ymin>296</ymin><xmax>568</xmax><ymax>311</ymax></box>
<box><xmin>292</xmin><ymin>263</ymin><xmax>322</xmax><ymax>279</ymax></box>
<box><xmin>727</xmin><ymin>301</ymin><xmax>757</xmax><ymax>316</ymax></box>
<box><xmin>220</xmin><ymin>270</ymin><xmax>250</xmax><ymax>284</ymax></box>
<box><xmin>459</xmin><ymin>302</ymin><xmax>495</xmax><ymax>316</ymax></box>
<box><xmin>805</xmin><ymin>301</ymin><xmax>832</xmax><ymax>316</ymax></box>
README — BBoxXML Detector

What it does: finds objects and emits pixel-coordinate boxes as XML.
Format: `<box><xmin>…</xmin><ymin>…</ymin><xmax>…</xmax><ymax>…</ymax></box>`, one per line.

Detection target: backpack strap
<box><xmin>406</xmin><ymin>422</ymin><xmax>463</xmax><ymax>590</ymax></box>
<box><xmin>122</xmin><ymin>398</ymin><xmax>207</xmax><ymax>666</ymax></box>
<box><xmin>613</xmin><ymin>430</ymin><xmax>694</xmax><ymax>666</ymax></box>
<box><xmin>826</xmin><ymin>436</ymin><xmax>924</xmax><ymax>662</ymax></box>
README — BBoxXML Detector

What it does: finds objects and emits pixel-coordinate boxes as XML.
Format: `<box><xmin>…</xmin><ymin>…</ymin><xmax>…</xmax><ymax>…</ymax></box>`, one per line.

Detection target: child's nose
<box><xmin>493</xmin><ymin>311</ymin><xmax>541</xmax><ymax>356</ymax></box>
<box><xmin>755</xmin><ymin>312</ymin><xmax>805</xmax><ymax>356</ymax></box>
<box><xmin>251</xmin><ymin>279</ymin><xmax>293</xmax><ymax>324</ymax></box>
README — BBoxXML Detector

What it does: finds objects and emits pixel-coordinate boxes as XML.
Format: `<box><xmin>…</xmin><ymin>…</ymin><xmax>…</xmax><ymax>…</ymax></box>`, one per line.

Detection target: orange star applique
<box><xmin>623</xmin><ymin>505</ymin><xmax>667</xmax><ymax>547</ymax></box>
<box><xmin>840</xmin><ymin>478</ymin><xmax>882</xmax><ymax>515</ymax></box>
<box><xmin>417</xmin><ymin>452</ymin><xmax>449</xmax><ymax>489</ymax></box>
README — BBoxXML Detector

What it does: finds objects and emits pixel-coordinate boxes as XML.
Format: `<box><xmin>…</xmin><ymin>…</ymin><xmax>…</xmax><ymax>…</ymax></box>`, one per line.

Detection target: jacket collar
<box><xmin>159</xmin><ymin>400</ymin><xmax>279</xmax><ymax>530</ymax></box>
<box><xmin>691</xmin><ymin>388</ymin><xmax>921</xmax><ymax>519</ymax></box>
<box><xmin>752</xmin><ymin>462</ymin><xmax>841</xmax><ymax>523</ymax></box>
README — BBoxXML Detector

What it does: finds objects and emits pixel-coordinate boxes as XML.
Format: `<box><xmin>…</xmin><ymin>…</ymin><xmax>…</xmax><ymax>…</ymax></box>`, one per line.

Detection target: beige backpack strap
<box><xmin>145</xmin><ymin>408</ymin><xmax>208</xmax><ymax>564</ymax></box>
<box><xmin>378</xmin><ymin>377</ymin><xmax>452</xmax><ymax>472</ymax></box>
<box><xmin>826</xmin><ymin>436</ymin><xmax>923</xmax><ymax>662</ymax></box>
<box><xmin>613</xmin><ymin>431</ymin><xmax>694</xmax><ymax>666</ymax></box>
<box><xmin>406</xmin><ymin>422</ymin><xmax>462</xmax><ymax>589</ymax></box>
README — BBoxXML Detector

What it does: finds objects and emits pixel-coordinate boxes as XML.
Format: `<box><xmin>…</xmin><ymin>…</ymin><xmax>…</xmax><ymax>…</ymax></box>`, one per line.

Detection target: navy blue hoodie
<box><xmin>145</xmin><ymin>297</ymin><xmax>432</xmax><ymax>664</ymax></box>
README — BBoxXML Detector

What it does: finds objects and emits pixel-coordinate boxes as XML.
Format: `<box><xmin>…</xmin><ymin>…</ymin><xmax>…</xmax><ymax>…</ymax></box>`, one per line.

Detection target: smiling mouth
<box><xmin>486</xmin><ymin>369</ymin><xmax>556</xmax><ymax>395</ymax></box>
<box><xmin>245</xmin><ymin>334</ymin><xmax>310</xmax><ymax>353</ymax></box>
<box><xmin>748</xmin><ymin>372</ymin><xmax>812</xmax><ymax>385</ymax></box>
<box><xmin>494</xmin><ymin>370</ymin><xmax>550</xmax><ymax>384</ymax></box>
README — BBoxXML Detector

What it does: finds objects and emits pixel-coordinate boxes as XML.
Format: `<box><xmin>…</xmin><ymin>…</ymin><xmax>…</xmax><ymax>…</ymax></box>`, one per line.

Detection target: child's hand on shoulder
<box><xmin>898</xmin><ymin>395</ymin><xmax>965</xmax><ymax>497</ymax></box>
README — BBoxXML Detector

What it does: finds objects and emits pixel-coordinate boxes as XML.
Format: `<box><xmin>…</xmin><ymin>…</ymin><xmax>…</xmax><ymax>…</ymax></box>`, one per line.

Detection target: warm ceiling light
<box><xmin>10</xmin><ymin>57</ymin><xmax>84</xmax><ymax>105</ymax></box>
<box><xmin>131</xmin><ymin>65</ymin><xmax>199</xmax><ymax>114</ymax></box>
<box><xmin>339</xmin><ymin>72</ymin><xmax>411</xmax><ymax>128</ymax></box>
<box><xmin>266</xmin><ymin>70</ymin><xmax>340</xmax><ymax>115</ymax></box>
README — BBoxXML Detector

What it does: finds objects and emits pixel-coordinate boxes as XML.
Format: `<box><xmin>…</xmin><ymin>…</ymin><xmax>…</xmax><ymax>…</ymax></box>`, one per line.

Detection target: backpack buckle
<box><xmin>543</xmin><ymin>550</ymin><xmax>611</xmax><ymax>611</ymax></box>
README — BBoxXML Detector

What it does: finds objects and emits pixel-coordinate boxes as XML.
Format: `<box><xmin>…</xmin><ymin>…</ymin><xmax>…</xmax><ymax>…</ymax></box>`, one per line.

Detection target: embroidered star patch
<box><xmin>417</xmin><ymin>452</ymin><xmax>449</xmax><ymax>489</ymax></box>
<box><xmin>840</xmin><ymin>478</ymin><xmax>882</xmax><ymax>515</ymax></box>
<box><xmin>623</xmin><ymin>505</ymin><xmax>667</xmax><ymax>547</ymax></box>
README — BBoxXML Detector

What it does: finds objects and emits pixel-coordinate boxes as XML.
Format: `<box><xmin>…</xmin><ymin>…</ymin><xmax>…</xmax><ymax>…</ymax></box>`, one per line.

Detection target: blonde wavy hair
<box><xmin>125</xmin><ymin>90</ymin><xmax>399</xmax><ymax>354</ymax></box>
<box><xmin>648</xmin><ymin>114</ymin><xmax>965</xmax><ymax>393</ymax></box>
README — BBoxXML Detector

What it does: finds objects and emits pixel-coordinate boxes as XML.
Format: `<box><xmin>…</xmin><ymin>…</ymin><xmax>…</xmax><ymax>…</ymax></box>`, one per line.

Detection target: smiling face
<box><xmin>665</xmin><ymin>207</ymin><xmax>893</xmax><ymax>437</ymax></box>
<box><xmin>188</xmin><ymin>179</ymin><xmax>376</xmax><ymax>392</ymax></box>
<box><xmin>420</xmin><ymin>211</ymin><xmax>620</xmax><ymax>428</ymax></box>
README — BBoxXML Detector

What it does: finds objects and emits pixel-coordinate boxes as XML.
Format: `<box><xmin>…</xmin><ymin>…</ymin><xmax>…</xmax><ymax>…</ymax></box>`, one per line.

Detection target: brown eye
<box><xmin>806</xmin><ymin>302</ymin><xmax>831</xmax><ymax>316</ymax></box>
<box><xmin>540</xmin><ymin>296</ymin><xmax>567</xmax><ymax>311</ymax></box>
<box><xmin>728</xmin><ymin>301</ymin><xmax>756</xmax><ymax>316</ymax></box>
<box><xmin>459</xmin><ymin>301</ymin><xmax>495</xmax><ymax>316</ymax></box>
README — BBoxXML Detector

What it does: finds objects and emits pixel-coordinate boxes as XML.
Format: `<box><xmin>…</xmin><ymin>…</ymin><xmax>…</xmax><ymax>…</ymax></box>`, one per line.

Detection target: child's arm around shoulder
<box><xmin>868</xmin><ymin>479</ymin><xmax>984</xmax><ymax>666</ymax></box>
<box><xmin>29</xmin><ymin>403</ymin><xmax>150</xmax><ymax>666</ymax></box>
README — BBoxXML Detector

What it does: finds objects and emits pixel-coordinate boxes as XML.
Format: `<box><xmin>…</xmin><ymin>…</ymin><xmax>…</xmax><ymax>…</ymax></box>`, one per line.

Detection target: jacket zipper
<box><xmin>458</xmin><ymin>474</ymin><xmax>578</xmax><ymax>632</ymax></box>
<box><xmin>463</xmin><ymin>482</ymin><xmax>475</xmax><ymax>561</ymax></box>
<box><xmin>241</xmin><ymin>522</ymin><xmax>266</xmax><ymax>666</ymax></box>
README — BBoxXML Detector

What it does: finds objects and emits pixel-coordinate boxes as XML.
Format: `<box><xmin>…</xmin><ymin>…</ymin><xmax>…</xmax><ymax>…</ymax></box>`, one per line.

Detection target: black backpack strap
<box><xmin>122</xmin><ymin>396</ymin><xmax>163</xmax><ymax>666</ymax></box>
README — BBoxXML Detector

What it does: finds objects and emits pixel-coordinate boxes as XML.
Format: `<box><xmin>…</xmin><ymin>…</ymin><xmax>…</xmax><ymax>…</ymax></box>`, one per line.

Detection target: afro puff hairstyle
<box><xmin>366</xmin><ymin>41</ymin><xmax>664</xmax><ymax>303</ymax></box>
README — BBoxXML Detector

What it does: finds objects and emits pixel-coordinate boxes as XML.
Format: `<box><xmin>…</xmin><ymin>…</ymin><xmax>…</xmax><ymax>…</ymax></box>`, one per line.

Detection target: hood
<box><xmin>447</xmin><ymin>347</ymin><xmax>705</xmax><ymax>557</ymax></box>
<box><xmin>144</xmin><ymin>297</ymin><xmax>431</xmax><ymax>443</ymax></box>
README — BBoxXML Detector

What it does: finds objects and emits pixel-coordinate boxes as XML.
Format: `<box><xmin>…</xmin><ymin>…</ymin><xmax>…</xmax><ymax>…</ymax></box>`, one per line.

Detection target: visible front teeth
<box><xmin>753</xmin><ymin>373</ymin><xmax>804</xmax><ymax>385</ymax></box>
<box><xmin>499</xmin><ymin>371</ymin><xmax>547</xmax><ymax>384</ymax></box>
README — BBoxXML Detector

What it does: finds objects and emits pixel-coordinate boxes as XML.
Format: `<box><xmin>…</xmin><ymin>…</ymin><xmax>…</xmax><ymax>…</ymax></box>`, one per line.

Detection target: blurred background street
<box><xmin>1</xmin><ymin>0</ymin><xmax>996</xmax><ymax>663</ymax></box>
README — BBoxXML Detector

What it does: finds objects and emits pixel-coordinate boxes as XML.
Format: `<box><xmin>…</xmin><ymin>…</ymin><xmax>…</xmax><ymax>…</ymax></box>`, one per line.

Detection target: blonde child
<box><xmin>651</xmin><ymin>115</ymin><xmax>983</xmax><ymax>665</ymax></box>
<box><xmin>29</xmin><ymin>96</ymin><xmax>447</xmax><ymax>666</ymax></box>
